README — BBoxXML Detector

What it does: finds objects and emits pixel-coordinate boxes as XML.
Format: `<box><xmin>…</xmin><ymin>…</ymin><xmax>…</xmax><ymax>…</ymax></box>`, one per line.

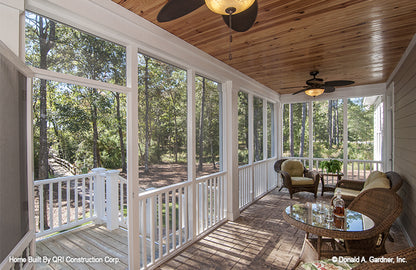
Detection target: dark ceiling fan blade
<box><xmin>222</xmin><ymin>0</ymin><xmax>258</xmax><ymax>32</ymax></box>
<box><xmin>157</xmin><ymin>0</ymin><xmax>205</xmax><ymax>22</ymax></box>
<box><xmin>325</xmin><ymin>80</ymin><xmax>354</xmax><ymax>87</ymax></box>
<box><xmin>324</xmin><ymin>86</ymin><xmax>335</xmax><ymax>93</ymax></box>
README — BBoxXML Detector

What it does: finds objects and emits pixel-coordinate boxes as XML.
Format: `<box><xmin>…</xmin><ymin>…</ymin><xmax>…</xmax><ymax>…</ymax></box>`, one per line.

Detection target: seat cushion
<box><xmin>291</xmin><ymin>177</ymin><xmax>314</xmax><ymax>186</ymax></box>
<box><xmin>364</xmin><ymin>171</ymin><xmax>387</xmax><ymax>188</ymax></box>
<box><xmin>361</xmin><ymin>175</ymin><xmax>390</xmax><ymax>193</ymax></box>
<box><xmin>281</xmin><ymin>160</ymin><xmax>304</xmax><ymax>177</ymax></box>
<box><xmin>335</xmin><ymin>187</ymin><xmax>361</xmax><ymax>198</ymax></box>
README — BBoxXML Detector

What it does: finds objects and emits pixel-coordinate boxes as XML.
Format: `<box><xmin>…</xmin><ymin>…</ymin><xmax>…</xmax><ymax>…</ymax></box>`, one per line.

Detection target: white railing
<box><xmin>136</xmin><ymin>171</ymin><xmax>227</xmax><ymax>269</ymax></box>
<box><xmin>284</xmin><ymin>157</ymin><xmax>383</xmax><ymax>185</ymax></box>
<box><xmin>0</xmin><ymin>231</ymin><xmax>35</xmax><ymax>270</ymax></box>
<box><xmin>34</xmin><ymin>168</ymin><xmax>125</xmax><ymax>238</ymax></box>
<box><xmin>238</xmin><ymin>158</ymin><xmax>278</xmax><ymax>210</ymax></box>
<box><xmin>34</xmin><ymin>173</ymin><xmax>96</xmax><ymax>237</ymax></box>
<box><xmin>195</xmin><ymin>171</ymin><xmax>227</xmax><ymax>235</ymax></box>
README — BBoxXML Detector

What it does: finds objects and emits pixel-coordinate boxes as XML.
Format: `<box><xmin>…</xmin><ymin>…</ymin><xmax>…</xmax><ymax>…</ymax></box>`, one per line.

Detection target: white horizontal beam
<box><xmin>31</xmin><ymin>67</ymin><xmax>132</xmax><ymax>94</ymax></box>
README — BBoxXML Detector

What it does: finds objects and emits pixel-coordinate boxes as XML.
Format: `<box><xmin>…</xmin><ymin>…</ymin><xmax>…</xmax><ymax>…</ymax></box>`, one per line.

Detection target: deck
<box><xmin>36</xmin><ymin>225</ymin><xmax>128</xmax><ymax>270</ymax></box>
<box><xmin>36</xmin><ymin>188</ymin><xmax>410</xmax><ymax>270</ymax></box>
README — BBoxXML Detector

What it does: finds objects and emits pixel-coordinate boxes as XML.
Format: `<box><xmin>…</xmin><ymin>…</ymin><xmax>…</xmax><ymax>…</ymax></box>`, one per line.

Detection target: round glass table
<box><xmin>283</xmin><ymin>203</ymin><xmax>375</xmax><ymax>261</ymax></box>
<box><xmin>285</xmin><ymin>203</ymin><xmax>374</xmax><ymax>232</ymax></box>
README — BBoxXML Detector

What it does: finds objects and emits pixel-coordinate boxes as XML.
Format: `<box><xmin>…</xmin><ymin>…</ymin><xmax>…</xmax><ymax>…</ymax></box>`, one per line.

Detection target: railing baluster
<box><xmin>74</xmin><ymin>178</ymin><xmax>78</xmax><ymax>223</ymax></box>
<box><xmin>67</xmin><ymin>179</ymin><xmax>70</xmax><ymax>225</ymax></box>
<box><xmin>165</xmin><ymin>191</ymin><xmax>170</xmax><ymax>254</ymax></box>
<box><xmin>178</xmin><ymin>187</ymin><xmax>183</xmax><ymax>246</ymax></box>
<box><xmin>141</xmin><ymin>200</ymin><xmax>147</xmax><ymax>266</ymax></box>
<box><xmin>39</xmin><ymin>184</ymin><xmax>44</xmax><ymax>232</ymax></box>
<box><xmin>49</xmin><ymin>183</ymin><xmax>53</xmax><ymax>230</ymax></box>
<box><xmin>158</xmin><ymin>193</ymin><xmax>163</xmax><ymax>259</ymax></box>
<box><xmin>150</xmin><ymin>196</ymin><xmax>155</xmax><ymax>264</ymax></box>
<box><xmin>82</xmin><ymin>177</ymin><xmax>86</xmax><ymax>219</ymax></box>
<box><xmin>58</xmin><ymin>181</ymin><xmax>62</xmax><ymax>227</ymax></box>
<box><xmin>209</xmin><ymin>178</ymin><xmax>212</xmax><ymax>227</ymax></box>
<box><xmin>172</xmin><ymin>189</ymin><xmax>177</xmax><ymax>249</ymax></box>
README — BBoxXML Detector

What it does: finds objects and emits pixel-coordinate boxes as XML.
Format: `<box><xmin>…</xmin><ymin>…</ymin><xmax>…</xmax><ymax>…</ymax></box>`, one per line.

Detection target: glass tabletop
<box><xmin>285</xmin><ymin>203</ymin><xmax>374</xmax><ymax>232</ymax></box>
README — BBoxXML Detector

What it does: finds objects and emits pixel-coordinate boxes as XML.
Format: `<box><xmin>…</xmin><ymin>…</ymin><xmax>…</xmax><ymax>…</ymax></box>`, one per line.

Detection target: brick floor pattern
<box><xmin>157</xmin><ymin>188</ymin><xmax>410</xmax><ymax>270</ymax></box>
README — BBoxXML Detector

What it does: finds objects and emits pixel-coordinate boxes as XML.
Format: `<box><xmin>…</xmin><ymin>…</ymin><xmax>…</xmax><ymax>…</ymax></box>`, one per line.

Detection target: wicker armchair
<box><xmin>344</xmin><ymin>188</ymin><xmax>403</xmax><ymax>258</ymax></box>
<box><xmin>274</xmin><ymin>159</ymin><xmax>320</xmax><ymax>199</ymax></box>
<box><xmin>335</xmin><ymin>171</ymin><xmax>403</xmax><ymax>207</ymax></box>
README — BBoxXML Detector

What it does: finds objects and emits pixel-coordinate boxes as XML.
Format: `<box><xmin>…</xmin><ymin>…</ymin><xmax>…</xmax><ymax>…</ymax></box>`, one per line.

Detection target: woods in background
<box><xmin>282</xmin><ymin>98</ymin><xmax>376</xmax><ymax>160</ymax></box>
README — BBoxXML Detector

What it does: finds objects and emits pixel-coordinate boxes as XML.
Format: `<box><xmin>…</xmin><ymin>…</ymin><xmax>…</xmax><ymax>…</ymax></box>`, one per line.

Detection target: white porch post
<box><xmin>126</xmin><ymin>45</ymin><xmax>140</xmax><ymax>269</ymax></box>
<box><xmin>308</xmin><ymin>101</ymin><xmax>313</xmax><ymax>169</ymax></box>
<box><xmin>263</xmin><ymin>99</ymin><xmax>268</xmax><ymax>160</ymax></box>
<box><xmin>92</xmin><ymin>167</ymin><xmax>106</xmax><ymax>224</ymax></box>
<box><xmin>187</xmin><ymin>68</ymin><xmax>197</xmax><ymax>238</ymax></box>
<box><xmin>248</xmin><ymin>93</ymin><xmax>254</xmax><ymax>201</ymax></box>
<box><xmin>224</xmin><ymin>81</ymin><xmax>240</xmax><ymax>221</ymax></box>
<box><xmin>105</xmin><ymin>170</ymin><xmax>120</xmax><ymax>230</ymax></box>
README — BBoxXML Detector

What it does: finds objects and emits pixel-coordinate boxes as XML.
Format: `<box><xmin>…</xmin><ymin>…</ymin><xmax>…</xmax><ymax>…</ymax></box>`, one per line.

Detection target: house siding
<box><xmin>391</xmin><ymin>40</ymin><xmax>416</xmax><ymax>246</ymax></box>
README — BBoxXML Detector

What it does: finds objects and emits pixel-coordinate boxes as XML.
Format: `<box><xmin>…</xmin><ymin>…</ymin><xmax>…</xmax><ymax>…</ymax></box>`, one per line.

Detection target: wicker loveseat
<box><xmin>274</xmin><ymin>159</ymin><xmax>320</xmax><ymax>199</ymax></box>
<box><xmin>334</xmin><ymin>171</ymin><xmax>403</xmax><ymax>207</ymax></box>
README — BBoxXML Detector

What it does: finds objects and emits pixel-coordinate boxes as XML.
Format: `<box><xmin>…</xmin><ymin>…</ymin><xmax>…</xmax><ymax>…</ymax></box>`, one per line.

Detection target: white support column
<box><xmin>308</xmin><ymin>101</ymin><xmax>313</xmax><ymax>169</ymax></box>
<box><xmin>248</xmin><ymin>94</ymin><xmax>254</xmax><ymax>164</ymax></box>
<box><xmin>224</xmin><ymin>81</ymin><xmax>240</xmax><ymax>221</ymax></box>
<box><xmin>276</xmin><ymin>102</ymin><xmax>283</xmax><ymax>187</ymax></box>
<box><xmin>92</xmin><ymin>167</ymin><xmax>106</xmax><ymax>224</ymax></box>
<box><xmin>105</xmin><ymin>170</ymin><xmax>120</xmax><ymax>230</ymax></box>
<box><xmin>343</xmin><ymin>98</ymin><xmax>348</xmax><ymax>174</ymax></box>
<box><xmin>271</xmin><ymin>103</ymin><xmax>279</xmax><ymax>157</ymax></box>
<box><xmin>187</xmin><ymin>68</ymin><xmax>197</xmax><ymax>238</ymax></box>
<box><xmin>263</xmin><ymin>99</ymin><xmax>268</xmax><ymax>160</ymax></box>
<box><xmin>276</xmin><ymin>102</ymin><xmax>282</xmax><ymax>158</ymax></box>
<box><xmin>126</xmin><ymin>45</ymin><xmax>140</xmax><ymax>270</ymax></box>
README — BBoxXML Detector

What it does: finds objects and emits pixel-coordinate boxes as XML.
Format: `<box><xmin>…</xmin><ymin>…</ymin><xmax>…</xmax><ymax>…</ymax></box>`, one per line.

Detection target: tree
<box><xmin>198</xmin><ymin>77</ymin><xmax>206</xmax><ymax>171</ymax></box>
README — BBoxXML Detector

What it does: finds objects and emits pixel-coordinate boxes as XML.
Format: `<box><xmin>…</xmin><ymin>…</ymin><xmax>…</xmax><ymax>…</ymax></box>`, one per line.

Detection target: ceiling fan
<box><xmin>291</xmin><ymin>71</ymin><xmax>355</xmax><ymax>97</ymax></box>
<box><xmin>157</xmin><ymin>0</ymin><xmax>258</xmax><ymax>32</ymax></box>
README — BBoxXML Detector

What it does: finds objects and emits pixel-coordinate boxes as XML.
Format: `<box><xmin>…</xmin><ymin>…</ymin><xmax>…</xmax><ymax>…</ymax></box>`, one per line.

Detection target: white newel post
<box><xmin>105</xmin><ymin>170</ymin><xmax>120</xmax><ymax>231</ymax></box>
<box><xmin>92</xmin><ymin>168</ymin><xmax>106</xmax><ymax>224</ymax></box>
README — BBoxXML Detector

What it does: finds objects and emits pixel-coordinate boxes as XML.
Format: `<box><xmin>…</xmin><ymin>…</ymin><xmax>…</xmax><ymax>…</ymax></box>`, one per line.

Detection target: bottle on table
<box><xmin>333</xmin><ymin>189</ymin><xmax>345</xmax><ymax>218</ymax></box>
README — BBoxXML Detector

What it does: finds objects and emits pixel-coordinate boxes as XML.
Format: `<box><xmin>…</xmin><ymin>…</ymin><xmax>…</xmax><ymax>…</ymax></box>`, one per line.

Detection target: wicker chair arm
<box><xmin>279</xmin><ymin>170</ymin><xmax>293</xmax><ymax>188</ymax></box>
<box><xmin>306</xmin><ymin>170</ymin><xmax>320</xmax><ymax>183</ymax></box>
<box><xmin>336</xmin><ymin>179</ymin><xmax>365</xmax><ymax>190</ymax></box>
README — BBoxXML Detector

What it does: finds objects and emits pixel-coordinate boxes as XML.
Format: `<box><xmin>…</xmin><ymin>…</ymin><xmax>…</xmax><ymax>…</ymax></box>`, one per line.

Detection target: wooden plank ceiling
<box><xmin>113</xmin><ymin>0</ymin><xmax>416</xmax><ymax>95</ymax></box>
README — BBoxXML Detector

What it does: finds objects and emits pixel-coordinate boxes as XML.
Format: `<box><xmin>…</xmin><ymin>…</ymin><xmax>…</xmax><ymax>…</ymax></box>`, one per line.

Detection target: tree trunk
<box><xmin>328</xmin><ymin>100</ymin><xmax>333</xmax><ymax>147</ymax></box>
<box><xmin>198</xmin><ymin>78</ymin><xmax>206</xmax><ymax>171</ymax></box>
<box><xmin>289</xmin><ymin>104</ymin><xmax>294</xmax><ymax>156</ymax></box>
<box><xmin>144</xmin><ymin>56</ymin><xmax>150</xmax><ymax>173</ymax></box>
<box><xmin>91</xmin><ymin>100</ymin><xmax>101</xmax><ymax>168</ymax></box>
<box><xmin>115</xmin><ymin>93</ymin><xmax>126</xmax><ymax>173</ymax></box>
<box><xmin>299</xmin><ymin>103</ymin><xmax>307</xmax><ymax>157</ymax></box>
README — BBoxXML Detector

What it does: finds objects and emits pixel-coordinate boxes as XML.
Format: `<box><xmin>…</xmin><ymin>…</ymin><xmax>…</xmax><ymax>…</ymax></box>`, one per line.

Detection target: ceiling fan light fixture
<box><xmin>205</xmin><ymin>0</ymin><xmax>255</xmax><ymax>15</ymax></box>
<box><xmin>305</xmin><ymin>88</ymin><xmax>325</xmax><ymax>97</ymax></box>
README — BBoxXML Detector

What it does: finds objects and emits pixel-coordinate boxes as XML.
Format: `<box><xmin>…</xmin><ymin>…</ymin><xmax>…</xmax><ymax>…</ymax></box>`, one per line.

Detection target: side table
<box><xmin>320</xmin><ymin>173</ymin><xmax>343</xmax><ymax>196</ymax></box>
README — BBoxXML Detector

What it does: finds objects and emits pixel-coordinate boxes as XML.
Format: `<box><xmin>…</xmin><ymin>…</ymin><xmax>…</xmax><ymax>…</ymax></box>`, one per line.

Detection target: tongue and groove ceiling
<box><xmin>113</xmin><ymin>0</ymin><xmax>416</xmax><ymax>95</ymax></box>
